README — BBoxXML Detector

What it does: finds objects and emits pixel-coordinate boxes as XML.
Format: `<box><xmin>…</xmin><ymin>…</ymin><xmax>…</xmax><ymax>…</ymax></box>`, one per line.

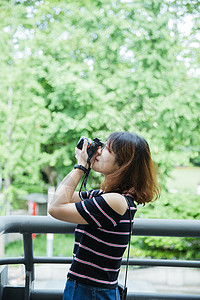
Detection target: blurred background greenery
<box><xmin>0</xmin><ymin>0</ymin><xmax>199</xmax><ymax>259</ymax></box>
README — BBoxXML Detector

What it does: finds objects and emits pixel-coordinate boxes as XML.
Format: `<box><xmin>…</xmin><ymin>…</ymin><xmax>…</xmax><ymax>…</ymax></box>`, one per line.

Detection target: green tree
<box><xmin>0</xmin><ymin>0</ymin><xmax>199</xmax><ymax>216</ymax></box>
<box><xmin>0</xmin><ymin>1</ymin><xmax>50</xmax><ymax>213</ymax></box>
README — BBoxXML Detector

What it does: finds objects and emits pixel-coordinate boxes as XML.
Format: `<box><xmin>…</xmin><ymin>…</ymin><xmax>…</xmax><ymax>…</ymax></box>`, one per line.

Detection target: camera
<box><xmin>77</xmin><ymin>136</ymin><xmax>104</xmax><ymax>160</ymax></box>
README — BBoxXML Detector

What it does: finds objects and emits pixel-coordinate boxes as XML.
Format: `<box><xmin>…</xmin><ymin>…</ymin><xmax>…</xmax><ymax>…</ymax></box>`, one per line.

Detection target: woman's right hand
<box><xmin>75</xmin><ymin>139</ymin><xmax>89</xmax><ymax>168</ymax></box>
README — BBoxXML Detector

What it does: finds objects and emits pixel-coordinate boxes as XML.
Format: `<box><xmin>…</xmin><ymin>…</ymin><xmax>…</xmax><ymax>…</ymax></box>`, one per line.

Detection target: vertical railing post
<box><xmin>47</xmin><ymin>187</ymin><xmax>55</xmax><ymax>257</ymax></box>
<box><xmin>23</xmin><ymin>233</ymin><xmax>34</xmax><ymax>300</ymax></box>
<box><xmin>0</xmin><ymin>266</ymin><xmax>8</xmax><ymax>300</ymax></box>
<box><xmin>0</xmin><ymin>235</ymin><xmax>5</xmax><ymax>258</ymax></box>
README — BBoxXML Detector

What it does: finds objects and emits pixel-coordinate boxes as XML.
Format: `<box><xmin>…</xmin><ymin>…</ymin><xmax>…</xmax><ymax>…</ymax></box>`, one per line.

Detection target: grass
<box><xmin>5</xmin><ymin>234</ymin><xmax>74</xmax><ymax>257</ymax></box>
<box><xmin>167</xmin><ymin>167</ymin><xmax>200</xmax><ymax>194</ymax></box>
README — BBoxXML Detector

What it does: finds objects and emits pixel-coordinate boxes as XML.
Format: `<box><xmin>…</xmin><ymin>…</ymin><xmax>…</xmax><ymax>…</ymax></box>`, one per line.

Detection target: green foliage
<box><xmin>131</xmin><ymin>236</ymin><xmax>199</xmax><ymax>260</ymax></box>
<box><xmin>190</xmin><ymin>152</ymin><xmax>200</xmax><ymax>167</ymax></box>
<box><xmin>138</xmin><ymin>191</ymin><xmax>200</xmax><ymax>220</ymax></box>
<box><xmin>0</xmin><ymin>0</ymin><xmax>200</xmax><ymax>258</ymax></box>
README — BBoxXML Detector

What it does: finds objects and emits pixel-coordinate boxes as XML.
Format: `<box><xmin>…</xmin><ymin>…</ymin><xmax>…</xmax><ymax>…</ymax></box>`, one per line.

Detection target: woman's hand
<box><xmin>75</xmin><ymin>139</ymin><xmax>89</xmax><ymax>168</ymax></box>
<box><xmin>48</xmin><ymin>137</ymin><xmax>94</xmax><ymax>224</ymax></box>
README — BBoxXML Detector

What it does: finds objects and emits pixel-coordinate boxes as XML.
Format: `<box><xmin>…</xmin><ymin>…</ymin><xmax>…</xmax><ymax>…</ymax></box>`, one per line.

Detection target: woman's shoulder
<box><xmin>100</xmin><ymin>192</ymin><xmax>128</xmax><ymax>216</ymax></box>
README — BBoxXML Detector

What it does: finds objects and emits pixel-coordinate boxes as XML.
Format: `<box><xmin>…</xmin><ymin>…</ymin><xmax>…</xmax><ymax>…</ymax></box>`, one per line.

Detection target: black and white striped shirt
<box><xmin>68</xmin><ymin>189</ymin><xmax>137</xmax><ymax>289</ymax></box>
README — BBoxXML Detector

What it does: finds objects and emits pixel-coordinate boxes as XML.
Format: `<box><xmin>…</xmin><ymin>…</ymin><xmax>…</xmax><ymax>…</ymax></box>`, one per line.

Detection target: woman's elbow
<box><xmin>48</xmin><ymin>204</ymin><xmax>56</xmax><ymax>217</ymax></box>
<box><xmin>48</xmin><ymin>193</ymin><xmax>59</xmax><ymax>216</ymax></box>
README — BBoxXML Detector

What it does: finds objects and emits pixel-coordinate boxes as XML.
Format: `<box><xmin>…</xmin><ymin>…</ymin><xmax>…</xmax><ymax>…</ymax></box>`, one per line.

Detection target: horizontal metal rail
<box><xmin>1</xmin><ymin>256</ymin><xmax>200</xmax><ymax>269</ymax></box>
<box><xmin>0</xmin><ymin>216</ymin><xmax>200</xmax><ymax>300</ymax></box>
<box><xmin>1</xmin><ymin>215</ymin><xmax>200</xmax><ymax>237</ymax></box>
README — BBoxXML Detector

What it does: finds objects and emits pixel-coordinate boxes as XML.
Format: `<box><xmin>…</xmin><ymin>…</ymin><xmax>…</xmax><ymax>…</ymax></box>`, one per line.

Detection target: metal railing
<box><xmin>0</xmin><ymin>216</ymin><xmax>200</xmax><ymax>300</ymax></box>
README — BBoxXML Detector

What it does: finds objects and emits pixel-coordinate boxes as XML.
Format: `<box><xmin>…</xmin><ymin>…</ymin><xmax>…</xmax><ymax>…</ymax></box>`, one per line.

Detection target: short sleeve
<box><xmin>80</xmin><ymin>190</ymin><xmax>90</xmax><ymax>200</ymax></box>
<box><xmin>80</xmin><ymin>189</ymin><xmax>99</xmax><ymax>200</ymax></box>
<box><xmin>75</xmin><ymin>193</ymin><xmax>122</xmax><ymax>229</ymax></box>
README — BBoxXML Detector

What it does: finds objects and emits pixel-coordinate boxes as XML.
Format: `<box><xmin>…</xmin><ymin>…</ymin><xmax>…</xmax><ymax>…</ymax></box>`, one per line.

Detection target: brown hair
<box><xmin>101</xmin><ymin>132</ymin><xmax>160</xmax><ymax>205</ymax></box>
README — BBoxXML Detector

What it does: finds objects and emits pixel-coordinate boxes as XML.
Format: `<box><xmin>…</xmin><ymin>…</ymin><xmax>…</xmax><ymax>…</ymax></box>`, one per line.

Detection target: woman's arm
<box><xmin>48</xmin><ymin>140</ymin><xmax>89</xmax><ymax>224</ymax></box>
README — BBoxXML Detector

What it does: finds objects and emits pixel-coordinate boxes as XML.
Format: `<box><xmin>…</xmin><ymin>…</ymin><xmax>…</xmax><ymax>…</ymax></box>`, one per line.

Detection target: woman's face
<box><xmin>92</xmin><ymin>144</ymin><xmax>119</xmax><ymax>176</ymax></box>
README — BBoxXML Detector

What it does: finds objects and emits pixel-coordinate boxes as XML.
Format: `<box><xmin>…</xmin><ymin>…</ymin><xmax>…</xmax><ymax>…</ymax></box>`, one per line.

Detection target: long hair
<box><xmin>101</xmin><ymin>132</ymin><xmax>160</xmax><ymax>205</ymax></box>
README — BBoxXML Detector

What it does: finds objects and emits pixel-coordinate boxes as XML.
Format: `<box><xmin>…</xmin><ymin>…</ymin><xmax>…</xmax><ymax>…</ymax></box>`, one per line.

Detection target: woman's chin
<box><xmin>92</xmin><ymin>165</ymin><xmax>98</xmax><ymax>172</ymax></box>
<box><xmin>92</xmin><ymin>164</ymin><xmax>101</xmax><ymax>173</ymax></box>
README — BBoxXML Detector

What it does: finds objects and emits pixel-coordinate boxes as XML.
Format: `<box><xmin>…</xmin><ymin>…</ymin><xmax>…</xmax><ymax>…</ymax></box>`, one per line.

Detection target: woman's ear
<box><xmin>115</xmin><ymin>162</ymin><xmax>120</xmax><ymax>171</ymax></box>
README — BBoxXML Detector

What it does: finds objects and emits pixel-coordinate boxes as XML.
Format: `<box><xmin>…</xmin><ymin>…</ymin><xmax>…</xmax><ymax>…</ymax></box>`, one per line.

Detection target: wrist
<box><xmin>74</xmin><ymin>164</ymin><xmax>88</xmax><ymax>173</ymax></box>
<box><xmin>78</xmin><ymin>161</ymin><xmax>89</xmax><ymax>168</ymax></box>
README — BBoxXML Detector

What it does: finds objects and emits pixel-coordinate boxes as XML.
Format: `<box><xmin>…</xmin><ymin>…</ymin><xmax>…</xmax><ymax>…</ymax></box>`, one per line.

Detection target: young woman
<box><xmin>48</xmin><ymin>132</ymin><xmax>160</xmax><ymax>300</ymax></box>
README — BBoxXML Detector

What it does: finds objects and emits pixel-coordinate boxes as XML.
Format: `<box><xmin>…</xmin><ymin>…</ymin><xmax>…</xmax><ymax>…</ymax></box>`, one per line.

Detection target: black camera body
<box><xmin>77</xmin><ymin>136</ymin><xmax>104</xmax><ymax>160</ymax></box>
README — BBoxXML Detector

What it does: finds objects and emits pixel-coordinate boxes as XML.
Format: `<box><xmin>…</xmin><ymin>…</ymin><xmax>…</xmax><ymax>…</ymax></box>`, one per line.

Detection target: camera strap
<box><xmin>117</xmin><ymin>196</ymin><xmax>132</xmax><ymax>300</ymax></box>
<box><xmin>124</xmin><ymin>196</ymin><xmax>132</xmax><ymax>289</ymax></box>
<box><xmin>78</xmin><ymin>161</ymin><xmax>91</xmax><ymax>201</ymax></box>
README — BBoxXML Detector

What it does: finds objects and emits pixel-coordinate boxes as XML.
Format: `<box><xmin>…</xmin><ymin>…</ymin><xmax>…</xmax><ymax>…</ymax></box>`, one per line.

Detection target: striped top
<box><xmin>68</xmin><ymin>189</ymin><xmax>137</xmax><ymax>289</ymax></box>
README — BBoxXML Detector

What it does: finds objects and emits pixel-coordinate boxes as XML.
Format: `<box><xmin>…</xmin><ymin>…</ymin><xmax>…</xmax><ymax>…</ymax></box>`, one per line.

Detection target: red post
<box><xmin>32</xmin><ymin>202</ymin><xmax>37</xmax><ymax>240</ymax></box>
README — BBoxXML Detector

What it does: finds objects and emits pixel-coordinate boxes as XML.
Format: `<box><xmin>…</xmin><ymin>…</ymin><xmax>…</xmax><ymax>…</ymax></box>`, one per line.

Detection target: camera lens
<box><xmin>77</xmin><ymin>136</ymin><xmax>89</xmax><ymax>150</ymax></box>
